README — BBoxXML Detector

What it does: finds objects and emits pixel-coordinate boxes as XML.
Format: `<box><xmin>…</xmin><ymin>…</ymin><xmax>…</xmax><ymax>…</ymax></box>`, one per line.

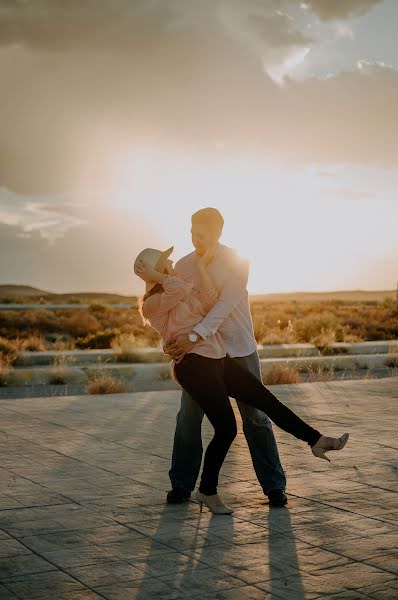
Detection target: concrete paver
<box><xmin>0</xmin><ymin>377</ymin><xmax>397</xmax><ymax>599</ymax></box>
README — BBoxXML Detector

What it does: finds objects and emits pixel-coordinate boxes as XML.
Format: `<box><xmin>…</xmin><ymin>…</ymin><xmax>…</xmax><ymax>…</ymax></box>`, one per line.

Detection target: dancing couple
<box><xmin>133</xmin><ymin>208</ymin><xmax>349</xmax><ymax>514</ymax></box>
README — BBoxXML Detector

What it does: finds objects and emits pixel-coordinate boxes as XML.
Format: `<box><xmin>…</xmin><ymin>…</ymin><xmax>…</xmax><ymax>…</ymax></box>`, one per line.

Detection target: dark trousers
<box><xmin>174</xmin><ymin>353</ymin><xmax>322</xmax><ymax>496</ymax></box>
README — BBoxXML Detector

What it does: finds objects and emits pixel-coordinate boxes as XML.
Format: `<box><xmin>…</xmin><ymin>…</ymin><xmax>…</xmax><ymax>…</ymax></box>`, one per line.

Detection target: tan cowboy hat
<box><xmin>134</xmin><ymin>246</ymin><xmax>174</xmax><ymax>292</ymax></box>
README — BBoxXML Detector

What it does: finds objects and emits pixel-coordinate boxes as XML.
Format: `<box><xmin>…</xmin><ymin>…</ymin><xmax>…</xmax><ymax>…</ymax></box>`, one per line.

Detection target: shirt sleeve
<box><xmin>193</xmin><ymin>255</ymin><xmax>249</xmax><ymax>339</ymax></box>
<box><xmin>196</xmin><ymin>282</ymin><xmax>220</xmax><ymax>313</ymax></box>
<box><xmin>156</xmin><ymin>275</ymin><xmax>194</xmax><ymax>315</ymax></box>
<box><xmin>176</xmin><ymin>256</ymin><xmax>219</xmax><ymax>312</ymax></box>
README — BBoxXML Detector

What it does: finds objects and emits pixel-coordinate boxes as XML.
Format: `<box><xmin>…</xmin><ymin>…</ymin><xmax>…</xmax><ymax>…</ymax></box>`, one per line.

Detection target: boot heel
<box><xmin>311</xmin><ymin>433</ymin><xmax>349</xmax><ymax>462</ymax></box>
<box><xmin>195</xmin><ymin>490</ymin><xmax>234</xmax><ymax>515</ymax></box>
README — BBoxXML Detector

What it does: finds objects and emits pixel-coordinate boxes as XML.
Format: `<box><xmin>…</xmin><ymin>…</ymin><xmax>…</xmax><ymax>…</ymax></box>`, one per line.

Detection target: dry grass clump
<box><xmin>158</xmin><ymin>366</ymin><xmax>172</xmax><ymax>380</ymax></box>
<box><xmin>253</xmin><ymin>314</ymin><xmax>296</xmax><ymax>345</ymax></box>
<box><xmin>310</xmin><ymin>328</ymin><xmax>337</xmax><ymax>351</ymax></box>
<box><xmin>111</xmin><ymin>333</ymin><xmax>146</xmax><ymax>362</ymax></box>
<box><xmin>88</xmin><ymin>302</ymin><xmax>109</xmax><ymax>314</ymax></box>
<box><xmin>0</xmin><ymin>336</ymin><xmax>19</xmax><ymax>364</ymax></box>
<box><xmin>305</xmin><ymin>365</ymin><xmax>336</xmax><ymax>383</ymax></box>
<box><xmin>0</xmin><ymin>298</ymin><xmax>395</xmax><ymax>352</ymax></box>
<box><xmin>0</xmin><ymin>355</ymin><xmax>12</xmax><ymax>386</ymax></box>
<box><xmin>51</xmin><ymin>339</ymin><xmax>75</xmax><ymax>351</ymax></box>
<box><xmin>385</xmin><ymin>350</ymin><xmax>398</xmax><ymax>369</ymax></box>
<box><xmin>20</xmin><ymin>334</ymin><xmax>46</xmax><ymax>352</ymax></box>
<box><xmin>294</xmin><ymin>313</ymin><xmax>343</xmax><ymax>345</ymax></box>
<box><xmin>258</xmin><ymin>329</ymin><xmax>297</xmax><ymax>345</ymax></box>
<box><xmin>86</xmin><ymin>371</ymin><xmax>127</xmax><ymax>394</ymax></box>
<box><xmin>59</xmin><ymin>313</ymin><xmax>100</xmax><ymax>337</ymax></box>
<box><xmin>47</xmin><ymin>355</ymin><xmax>74</xmax><ymax>385</ymax></box>
<box><xmin>261</xmin><ymin>364</ymin><xmax>301</xmax><ymax>385</ymax></box>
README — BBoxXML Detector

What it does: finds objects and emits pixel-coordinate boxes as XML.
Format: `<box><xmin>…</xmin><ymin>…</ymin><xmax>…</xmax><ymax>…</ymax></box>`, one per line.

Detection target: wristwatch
<box><xmin>188</xmin><ymin>331</ymin><xmax>199</xmax><ymax>343</ymax></box>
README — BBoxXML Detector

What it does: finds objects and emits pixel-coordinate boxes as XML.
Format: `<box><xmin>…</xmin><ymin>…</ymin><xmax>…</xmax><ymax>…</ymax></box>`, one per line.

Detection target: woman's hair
<box><xmin>138</xmin><ymin>282</ymin><xmax>164</xmax><ymax>325</ymax></box>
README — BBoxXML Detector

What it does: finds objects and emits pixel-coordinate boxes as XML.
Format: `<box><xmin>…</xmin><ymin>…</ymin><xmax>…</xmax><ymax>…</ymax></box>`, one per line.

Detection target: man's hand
<box><xmin>198</xmin><ymin>243</ymin><xmax>218</xmax><ymax>270</ymax></box>
<box><xmin>163</xmin><ymin>334</ymin><xmax>195</xmax><ymax>362</ymax></box>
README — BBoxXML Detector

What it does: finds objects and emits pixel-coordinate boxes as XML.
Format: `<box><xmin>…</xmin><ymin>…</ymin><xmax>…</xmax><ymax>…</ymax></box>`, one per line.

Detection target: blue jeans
<box><xmin>169</xmin><ymin>351</ymin><xmax>286</xmax><ymax>494</ymax></box>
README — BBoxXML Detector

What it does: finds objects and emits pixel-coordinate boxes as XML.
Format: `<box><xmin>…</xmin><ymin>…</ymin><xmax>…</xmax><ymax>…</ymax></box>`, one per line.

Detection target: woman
<box><xmin>134</xmin><ymin>245</ymin><xmax>349</xmax><ymax>515</ymax></box>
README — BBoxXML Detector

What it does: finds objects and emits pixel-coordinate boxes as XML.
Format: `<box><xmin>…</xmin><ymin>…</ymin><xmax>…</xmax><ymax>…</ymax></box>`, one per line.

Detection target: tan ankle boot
<box><xmin>311</xmin><ymin>433</ymin><xmax>349</xmax><ymax>462</ymax></box>
<box><xmin>195</xmin><ymin>490</ymin><xmax>234</xmax><ymax>515</ymax></box>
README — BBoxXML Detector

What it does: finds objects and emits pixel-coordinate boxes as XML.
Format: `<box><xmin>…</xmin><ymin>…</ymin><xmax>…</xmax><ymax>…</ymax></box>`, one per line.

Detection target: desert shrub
<box><xmin>257</xmin><ymin>328</ymin><xmax>296</xmax><ymax>345</ymax></box>
<box><xmin>158</xmin><ymin>366</ymin><xmax>172</xmax><ymax>380</ymax></box>
<box><xmin>20</xmin><ymin>334</ymin><xmax>46</xmax><ymax>351</ymax></box>
<box><xmin>46</xmin><ymin>355</ymin><xmax>75</xmax><ymax>385</ymax></box>
<box><xmin>66</xmin><ymin>297</ymin><xmax>82</xmax><ymax>304</ymax></box>
<box><xmin>310</xmin><ymin>328</ymin><xmax>337</xmax><ymax>351</ymax></box>
<box><xmin>76</xmin><ymin>329</ymin><xmax>120</xmax><ymax>349</ymax></box>
<box><xmin>261</xmin><ymin>364</ymin><xmax>301</xmax><ymax>385</ymax></box>
<box><xmin>0</xmin><ymin>355</ymin><xmax>11</xmax><ymax>386</ymax></box>
<box><xmin>86</xmin><ymin>371</ymin><xmax>127</xmax><ymax>394</ymax></box>
<box><xmin>252</xmin><ymin>312</ymin><xmax>297</xmax><ymax>345</ymax></box>
<box><xmin>47</xmin><ymin>372</ymin><xmax>67</xmax><ymax>385</ymax></box>
<box><xmin>23</xmin><ymin>309</ymin><xmax>58</xmax><ymax>329</ymax></box>
<box><xmin>294</xmin><ymin>312</ymin><xmax>344</xmax><ymax>345</ymax></box>
<box><xmin>111</xmin><ymin>333</ymin><xmax>147</xmax><ymax>362</ymax></box>
<box><xmin>0</xmin><ymin>312</ymin><xmax>55</xmax><ymax>341</ymax></box>
<box><xmin>0</xmin><ymin>296</ymin><xmax>28</xmax><ymax>304</ymax></box>
<box><xmin>88</xmin><ymin>302</ymin><xmax>109</xmax><ymax>314</ymax></box>
<box><xmin>381</xmin><ymin>297</ymin><xmax>397</xmax><ymax>311</ymax></box>
<box><xmin>305</xmin><ymin>365</ymin><xmax>336</xmax><ymax>382</ymax></box>
<box><xmin>385</xmin><ymin>352</ymin><xmax>398</xmax><ymax>369</ymax></box>
<box><xmin>0</xmin><ymin>336</ymin><xmax>19</xmax><ymax>364</ymax></box>
<box><xmin>51</xmin><ymin>339</ymin><xmax>76</xmax><ymax>350</ymax></box>
<box><xmin>59</xmin><ymin>312</ymin><xmax>100</xmax><ymax>337</ymax></box>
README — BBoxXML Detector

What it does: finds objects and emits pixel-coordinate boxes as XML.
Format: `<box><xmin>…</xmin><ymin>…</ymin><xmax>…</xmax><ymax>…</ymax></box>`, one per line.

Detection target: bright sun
<box><xmin>106</xmin><ymin>148</ymin><xmax>398</xmax><ymax>294</ymax></box>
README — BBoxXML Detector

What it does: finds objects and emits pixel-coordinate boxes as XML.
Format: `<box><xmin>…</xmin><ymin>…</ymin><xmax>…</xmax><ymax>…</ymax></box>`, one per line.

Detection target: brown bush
<box><xmin>76</xmin><ymin>329</ymin><xmax>120</xmax><ymax>349</ymax></box>
<box><xmin>158</xmin><ymin>366</ymin><xmax>172</xmax><ymax>380</ymax></box>
<box><xmin>0</xmin><ymin>336</ymin><xmax>19</xmax><ymax>364</ymax></box>
<box><xmin>0</xmin><ymin>355</ymin><xmax>11</xmax><ymax>386</ymax></box>
<box><xmin>305</xmin><ymin>365</ymin><xmax>336</xmax><ymax>382</ymax></box>
<box><xmin>261</xmin><ymin>364</ymin><xmax>301</xmax><ymax>385</ymax></box>
<box><xmin>294</xmin><ymin>312</ymin><xmax>343</xmax><ymax>344</ymax></box>
<box><xmin>19</xmin><ymin>309</ymin><xmax>58</xmax><ymax>332</ymax></box>
<box><xmin>59</xmin><ymin>313</ymin><xmax>100</xmax><ymax>337</ymax></box>
<box><xmin>385</xmin><ymin>351</ymin><xmax>398</xmax><ymax>369</ymax></box>
<box><xmin>0</xmin><ymin>298</ymin><xmax>395</xmax><ymax>351</ymax></box>
<box><xmin>20</xmin><ymin>334</ymin><xmax>46</xmax><ymax>351</ymax></box>
<box><xmin>111</xmin><ymin>333</ymin><xmax>147</xmax><ymax>362</ymax></box>
<box><xmin>51</xmin><ymin>339</ymin><xmax>76</xmax><ymax>351</ymax></box>
<box><xmin>86</xmin><ymin>371</ymin><xmax>127</xmax><ymax>394</ymax></box>
<box><xmin>46</xmin><ymin>355</ymin><xmax>75</xmax><ymax>385</ymax></box>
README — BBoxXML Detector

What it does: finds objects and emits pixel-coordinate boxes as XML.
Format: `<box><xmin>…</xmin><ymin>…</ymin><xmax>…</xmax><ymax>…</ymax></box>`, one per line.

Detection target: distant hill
<box><xmin>0</xmin><ymin>285</ymin><xmax>51</xmax><ymax>297</ymax></box>
<box><xmin>0</xmin><ymin>284</ymin><xmax>395</xmax><ymax>305</ymax></box>
<box><xmin>0</xmin><ymin>285</ymin><xmax>138</xmax><ymax>303</ymax></box>
<box><xmin>250</xmin><ymin>290</ymin><xmax>396</xmax><ymax>303</ymax></box>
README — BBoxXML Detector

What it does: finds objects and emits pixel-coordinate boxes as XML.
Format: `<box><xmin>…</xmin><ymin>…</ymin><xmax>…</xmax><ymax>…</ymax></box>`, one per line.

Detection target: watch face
<box><xmin>189</xmin><ymin>333</ymin><xmax>198</xmax><ymax>343</ymax></box>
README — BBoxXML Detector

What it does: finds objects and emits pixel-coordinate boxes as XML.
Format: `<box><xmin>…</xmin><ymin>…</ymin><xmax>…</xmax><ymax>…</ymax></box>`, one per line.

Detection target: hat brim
<box><xmin>145</xmin><ymin>246</ymin><xmax>174</xmax><ymax>293</ymax></box>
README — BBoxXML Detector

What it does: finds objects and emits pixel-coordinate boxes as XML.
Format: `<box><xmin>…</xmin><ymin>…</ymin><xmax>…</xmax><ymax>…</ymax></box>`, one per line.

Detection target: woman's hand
<box><xmin>164</xmin><ymin>260</ymin><xmax>175</xmax><ymax>276</ymax></box>
<box><xmin>198</xmin><ymin>244</ymin><xmax>217</xmax><ymax>270</ymax></box>
<box><xmin>134</xmin><ymin>258</ymin><xmax>158</xmax><ymax>283</ymax></box>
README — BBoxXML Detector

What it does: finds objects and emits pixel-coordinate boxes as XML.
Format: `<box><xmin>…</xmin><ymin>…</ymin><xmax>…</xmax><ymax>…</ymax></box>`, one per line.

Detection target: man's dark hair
<box><xmin>191</xmin><ymin>207</ymin><xmax>224</xmax><ymax>235</ymax></box>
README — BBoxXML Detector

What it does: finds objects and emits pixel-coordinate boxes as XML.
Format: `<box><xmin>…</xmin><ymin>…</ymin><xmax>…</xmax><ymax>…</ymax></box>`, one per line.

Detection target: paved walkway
<box><xmin>0</xmin><ymin>378</ymin><xmax>397</xmax><ymax>599</ymax></box>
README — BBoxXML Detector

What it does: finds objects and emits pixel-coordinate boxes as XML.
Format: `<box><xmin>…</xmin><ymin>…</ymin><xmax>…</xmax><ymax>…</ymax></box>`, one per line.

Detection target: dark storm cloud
<box><xmin>0</xmin><ymin>1</ymin><xmax>311</xmax><ymax>52</ymax></box>
<box><xmin>303</xmin><ymin>0</ymin><xmax>382</xmax><ymax>20</ymax></box>
<box><xmin>0</xmin><ymin>0</ymin><xmax>396</xmax><ymax>196</ymax></box>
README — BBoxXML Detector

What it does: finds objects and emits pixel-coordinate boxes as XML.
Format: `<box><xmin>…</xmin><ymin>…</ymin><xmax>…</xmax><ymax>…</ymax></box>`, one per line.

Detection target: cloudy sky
<box><xmin>1</xmin><ymin>0</ymin><xmax>397</xmax><ymax>295</ymax></box>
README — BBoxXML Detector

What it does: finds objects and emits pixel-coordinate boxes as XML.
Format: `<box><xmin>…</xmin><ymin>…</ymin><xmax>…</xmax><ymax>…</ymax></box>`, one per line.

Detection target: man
<box><xmin>165</xmin><ymin>207</ymin><xmax>287</xmax><ymax>507</ymax></box>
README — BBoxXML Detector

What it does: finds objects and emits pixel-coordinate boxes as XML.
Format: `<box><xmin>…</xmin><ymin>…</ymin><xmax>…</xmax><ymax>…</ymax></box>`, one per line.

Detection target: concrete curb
<box><xmin>13</xmin><ymin>340</ymin><xmax>398</xmax><ymax>367</ymax></box>
<box><xmin>6</xmin><ymin>353</ymin><xmax>398</xmax><ymax>387</ymax></box>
